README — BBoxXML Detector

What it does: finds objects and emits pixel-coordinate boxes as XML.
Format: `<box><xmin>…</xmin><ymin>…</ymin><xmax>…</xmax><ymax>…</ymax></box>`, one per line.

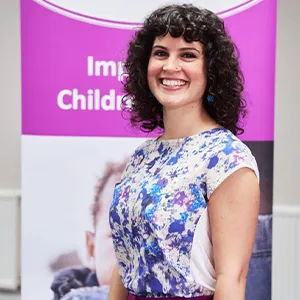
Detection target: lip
<box><xmin>160</xmin><ymin>77</ymin><xmax>188</xmax><ymax>81</ymax></box>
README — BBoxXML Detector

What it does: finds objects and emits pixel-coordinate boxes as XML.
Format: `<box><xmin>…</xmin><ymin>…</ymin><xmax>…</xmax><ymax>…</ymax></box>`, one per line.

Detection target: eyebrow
<box><xmin>152</xmin><ymin>45</ymin><xmax>201</xmax><ymax>54</ymax></box>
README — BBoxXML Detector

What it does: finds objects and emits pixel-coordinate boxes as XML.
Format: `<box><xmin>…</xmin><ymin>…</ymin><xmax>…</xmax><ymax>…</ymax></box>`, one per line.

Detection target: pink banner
<box><xmin>21</xmin><ymin>0</ymin><xmax>276</xmax><ymax>141</ymax></box>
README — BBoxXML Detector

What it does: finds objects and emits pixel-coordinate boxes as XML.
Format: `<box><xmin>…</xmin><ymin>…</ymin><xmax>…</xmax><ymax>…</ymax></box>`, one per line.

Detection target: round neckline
<box><xmin>154</xmin><ymin>127</ymin><xmax>226</xmax><ymax>144</ymax></box>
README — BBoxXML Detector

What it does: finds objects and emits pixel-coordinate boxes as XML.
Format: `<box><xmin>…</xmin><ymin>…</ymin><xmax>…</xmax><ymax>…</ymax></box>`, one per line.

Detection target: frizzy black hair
<box><xmin>122</xmin><ymin>4</ymin><xmax>247</xmax><ymax>135</ymax></box>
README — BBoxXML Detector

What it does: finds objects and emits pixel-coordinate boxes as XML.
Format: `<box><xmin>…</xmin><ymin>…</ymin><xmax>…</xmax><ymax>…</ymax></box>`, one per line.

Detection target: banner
<box><xmin>20</xmin><ymin>1</ymin><xmax>276</xmax><ymax>299</ymax></box>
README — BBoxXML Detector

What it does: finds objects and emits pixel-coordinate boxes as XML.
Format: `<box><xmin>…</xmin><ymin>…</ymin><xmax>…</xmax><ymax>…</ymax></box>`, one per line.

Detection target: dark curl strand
<box><xmin>122</xmin><ymin>4</ymin><xmax>247</xmax><ymax>135</ymax></box>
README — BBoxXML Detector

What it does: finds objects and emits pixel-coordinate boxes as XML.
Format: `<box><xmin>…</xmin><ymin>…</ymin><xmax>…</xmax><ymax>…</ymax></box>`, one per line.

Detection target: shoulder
<box><xmin>61</xmin><ymin>286</ymin><xmax>109</xmax><ymax>300</ymax></box>
<box><xmin>202</xmin><ymin>128</ymin><xmax>259</xmax><ymax>197</ymax></box>
<box><xmin>50</xmin><ymin>267</ymin><xmax>98</xmax><ymax>299</ymax></box>
<box><xmin>206</xmin><ymin>129</ymin><xmax>255</xmax><ymax>165</ymax></box>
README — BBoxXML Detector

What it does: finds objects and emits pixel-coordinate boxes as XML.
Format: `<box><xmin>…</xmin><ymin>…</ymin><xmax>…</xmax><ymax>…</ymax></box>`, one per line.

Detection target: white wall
<box><xmin>0</xmin><ymin>0</ymin><xmax>21</xmax><ymax>190</ymax></box>
<box><xmin>273</xmin><ymin>0</ymin><xmax>300</xmax><ymax>207</ymax></box>
<box><xmin>0</xmin><ymin>0</ymin><xmax>21</xmax><ymax>290</ymax></box>
<box><xmin>272</xmin><ymin>1</ymin><xmax>300</xmax><ymax>299</ymax></box>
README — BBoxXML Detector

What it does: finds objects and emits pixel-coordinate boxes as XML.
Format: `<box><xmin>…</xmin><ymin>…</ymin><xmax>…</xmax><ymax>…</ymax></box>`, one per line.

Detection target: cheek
<box><xmin>94</xmin><ymin>232</ymin><xmax>116</xmax><ymax>285</ymax></box>
<box><xmin>147</xmin><ymin>59</ymin><xmax>160</xmax><ymax>82</ymax></box>
<box><xmin>94</xmin><ymin>221</ymin><xmax>109</xmax><ymax>247</ymax></box>
<box><xmin>94</xmin><ymin>228</ymin><xmax>115</xmax><ymax>262</ymax></box>
<box><xmin>188</xmin><ymin>64</ymin><xmax>207</xmax><ymax>86</ymax></box>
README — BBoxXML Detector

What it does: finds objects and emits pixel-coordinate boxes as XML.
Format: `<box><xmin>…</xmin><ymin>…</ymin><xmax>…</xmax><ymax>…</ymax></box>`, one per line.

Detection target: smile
<box><xmin>160</xmin><ymin>79</ymin><xmax>187</xmax><ymax>89</ymax></box>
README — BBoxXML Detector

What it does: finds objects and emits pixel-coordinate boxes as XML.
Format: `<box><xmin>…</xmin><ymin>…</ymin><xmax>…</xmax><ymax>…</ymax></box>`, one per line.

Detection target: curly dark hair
<box><xmin>122</xmin><ymin>4</ymin><xmax>247</xmax><ymax>136</ymax></box>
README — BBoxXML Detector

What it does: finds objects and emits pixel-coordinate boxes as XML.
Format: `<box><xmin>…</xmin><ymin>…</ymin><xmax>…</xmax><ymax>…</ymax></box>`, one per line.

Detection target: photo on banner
<box><xmin>20</xmin><ymin>0</ymin><xmax>276</xmax><ymax>299</ymax></box>
<box><xmin>22</xmin><ymin>136</ymin><xmax>145</xmax><ymax>300</ymax></box>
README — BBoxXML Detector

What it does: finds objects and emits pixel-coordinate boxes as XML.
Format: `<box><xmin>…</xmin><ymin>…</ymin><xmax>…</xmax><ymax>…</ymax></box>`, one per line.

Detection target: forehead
<box><xmin>153</xmin><ymin>33</ymin><xmax>203</xmax><ymax>50</ymax></box>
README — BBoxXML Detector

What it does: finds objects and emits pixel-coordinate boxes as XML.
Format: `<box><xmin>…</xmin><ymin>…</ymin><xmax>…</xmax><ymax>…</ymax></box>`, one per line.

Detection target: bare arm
<box><xmin>208</xmin><ymin>168</ymin><xmax>260</xmax><ymax>300</ymax></box>
<box><xmin>108</xmin><ymin>264</ymin><xmax>128</xmax><ymax>300</ymax></box>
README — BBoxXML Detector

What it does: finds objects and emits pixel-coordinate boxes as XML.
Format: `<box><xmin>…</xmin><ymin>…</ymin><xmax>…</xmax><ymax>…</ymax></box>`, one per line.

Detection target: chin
<box><xmin>159</xmin><ymin>98</ymin><xmax>187</xmax><ymax>109</ymax></box>
<box><xmin>97</xmin><ymin>266</ymin><xmax>114</xmax><ymax>286</ymax></box>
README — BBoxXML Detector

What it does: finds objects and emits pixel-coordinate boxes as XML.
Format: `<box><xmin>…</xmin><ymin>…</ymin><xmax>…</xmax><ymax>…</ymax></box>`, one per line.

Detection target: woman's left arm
<box><xmin>208</xmin><ymin>167</ymin><xmax>260</xmax><ymax>300</ymax></box>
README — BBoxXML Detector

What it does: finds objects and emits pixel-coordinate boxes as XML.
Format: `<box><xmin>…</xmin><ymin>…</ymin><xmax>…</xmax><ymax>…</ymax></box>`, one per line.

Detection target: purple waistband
<box><xmin>127</xmin><ymin>293</ymin><xmax>214</xmax><ymax>300</ymax></box>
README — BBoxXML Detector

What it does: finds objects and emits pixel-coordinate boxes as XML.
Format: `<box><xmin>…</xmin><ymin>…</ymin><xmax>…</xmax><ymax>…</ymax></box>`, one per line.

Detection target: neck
<box><xmin>160</xmin><ymin>102</ymin><xmax>219</xmax><ymax>140</ymax></box>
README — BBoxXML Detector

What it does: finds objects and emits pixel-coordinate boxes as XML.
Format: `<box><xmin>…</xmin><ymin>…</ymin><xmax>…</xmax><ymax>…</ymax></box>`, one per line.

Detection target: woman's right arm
<box><xmin>108</xmin><ymin>264</ymin><xmax>128</xmax><ymax>300</ymax></box>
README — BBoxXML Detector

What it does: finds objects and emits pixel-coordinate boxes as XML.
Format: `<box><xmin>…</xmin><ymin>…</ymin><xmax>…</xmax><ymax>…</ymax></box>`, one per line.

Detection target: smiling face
<box><xmin>147</xmin><ymin>33</ymin><xmax>207</xmax><ymax>110</ymax></box>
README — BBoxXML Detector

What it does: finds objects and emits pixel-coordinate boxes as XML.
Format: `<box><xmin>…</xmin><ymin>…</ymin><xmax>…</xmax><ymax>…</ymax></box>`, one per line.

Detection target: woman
<box><xmin>109</xmin><ymin>4</ymin><xmax>260</xmax><ymax>300</ymax></box>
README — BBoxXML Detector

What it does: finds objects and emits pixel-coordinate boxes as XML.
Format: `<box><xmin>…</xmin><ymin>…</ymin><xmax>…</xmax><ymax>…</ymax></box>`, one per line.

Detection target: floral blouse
<box><xmin>109</xmin><ymin>128</ymin><xmax>259</xmax><ymax>298</ymax></box>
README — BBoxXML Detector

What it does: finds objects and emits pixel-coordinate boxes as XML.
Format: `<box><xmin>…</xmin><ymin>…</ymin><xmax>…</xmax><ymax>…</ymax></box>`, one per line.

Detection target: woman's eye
<box><xmin>154</xmin><ymin>51</ymin><xmax>167</xmax><ymax>57</ymax></box>
<box><xmin>183</xmin><ymin>53</ymin><xmax>196</xmax><ymax>59</ymax></box>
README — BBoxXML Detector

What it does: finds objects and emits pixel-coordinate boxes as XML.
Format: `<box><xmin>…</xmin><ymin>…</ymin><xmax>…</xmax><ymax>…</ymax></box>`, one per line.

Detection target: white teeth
<box><xmin>162</xmin><ymin>79</ymin><xmax>186</xmax><ymax>87</ymax></box>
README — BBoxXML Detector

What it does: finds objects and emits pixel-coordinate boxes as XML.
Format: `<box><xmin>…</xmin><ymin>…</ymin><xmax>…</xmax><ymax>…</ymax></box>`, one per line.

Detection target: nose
<box><xmin>162</xmin><ymin>57</ymin><xmax>181</xmax><ymax>72</ymax></box>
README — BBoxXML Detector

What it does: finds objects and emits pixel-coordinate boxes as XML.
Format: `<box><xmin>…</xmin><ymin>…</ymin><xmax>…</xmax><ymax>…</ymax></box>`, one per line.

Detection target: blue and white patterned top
<box><xmin>109</xmin><ymin>128</ymin><xmax>259</xmax><ymax>298</ymax></box>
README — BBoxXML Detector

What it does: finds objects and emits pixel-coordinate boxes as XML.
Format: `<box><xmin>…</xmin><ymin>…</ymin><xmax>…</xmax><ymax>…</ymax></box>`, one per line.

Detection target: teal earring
<box><xmin>207</xmin><ymin>95</ymin><xmax>215</xmax><ymax>102</ymax></box>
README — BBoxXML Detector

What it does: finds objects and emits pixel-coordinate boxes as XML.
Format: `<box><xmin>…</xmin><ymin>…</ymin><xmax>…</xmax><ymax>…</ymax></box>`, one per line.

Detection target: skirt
<box><xmin>127</xmin><ymin>293</ymin><xmax>214</xmax><ymax>300</ymax></box>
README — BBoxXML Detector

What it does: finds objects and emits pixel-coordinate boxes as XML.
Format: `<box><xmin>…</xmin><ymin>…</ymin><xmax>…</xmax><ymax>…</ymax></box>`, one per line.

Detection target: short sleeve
<box><xmin>206</xmin><ymin>139</ymin><xmax>260</xmax><ymax>199</ymax></box>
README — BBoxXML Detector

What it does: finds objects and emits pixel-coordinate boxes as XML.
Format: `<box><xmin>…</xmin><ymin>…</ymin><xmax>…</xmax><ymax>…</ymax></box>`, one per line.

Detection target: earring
<box><xmin>149</xmin><ymin>92</ymin><xmax>154</xmax><ymax>98</ymax></box>
<box><xmin>207</xmin><ymin>95</ymin><xmax>215</xmax><ymax>102</ymax></box>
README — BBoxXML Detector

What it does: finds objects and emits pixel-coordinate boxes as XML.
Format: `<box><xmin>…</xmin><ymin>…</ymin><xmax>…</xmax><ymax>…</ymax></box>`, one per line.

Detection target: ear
<box><xmin>85</xmin><ymin>231</ymin><xmax>96</xmax><ymax>270</ymax></box>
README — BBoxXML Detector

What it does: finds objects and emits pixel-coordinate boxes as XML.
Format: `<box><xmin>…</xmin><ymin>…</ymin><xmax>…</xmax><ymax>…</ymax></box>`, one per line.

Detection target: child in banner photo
<box><xmin>48</xmin><ymin>142</ymin><xmax>272</xmax><ymax>300</ymax></box>
<box><xmin>50</xmin><ymin>160</ymin><xmax>128</xmax><ymax>300</ymax></box>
